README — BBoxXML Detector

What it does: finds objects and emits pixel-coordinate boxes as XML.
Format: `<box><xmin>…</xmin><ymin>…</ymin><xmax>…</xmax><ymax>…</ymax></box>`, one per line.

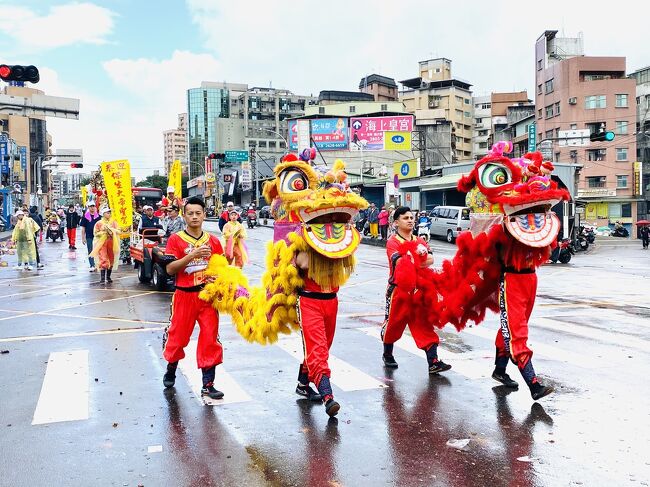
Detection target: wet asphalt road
<box><xmin>0</xmin><ymin>224</ymin><xmax>649</xmax><ymax>487</ymax></box>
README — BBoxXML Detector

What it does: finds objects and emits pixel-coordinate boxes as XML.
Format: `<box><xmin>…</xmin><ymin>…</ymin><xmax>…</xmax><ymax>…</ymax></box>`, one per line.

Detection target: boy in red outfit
<box><xmin>162</xmin><ymin>197</ymin><xmax>226</xmax><ymax>400</ymax></box>
<box><xmin>381</xmin><ymin>206</ymin><xmax>452</xmax><ymax>374</ymax></box>
<box><xmin>295</xmin><ymin>250</ymin><xmax>341</xmax><ymax>417</ymax></box>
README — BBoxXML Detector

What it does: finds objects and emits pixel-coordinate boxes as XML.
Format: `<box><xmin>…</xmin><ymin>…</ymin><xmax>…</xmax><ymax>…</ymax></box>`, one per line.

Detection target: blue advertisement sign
<box><xmin>310</xmin><ymin>118</ymin><xmax>348</xmax><ymax>151</ymax></box>
<box><xmin>288</xmin><ymin>120</ymin><xmax>298</xmax><ymax>151</ymax></box>
<box><xmin>0</xmin><ymin>140</ymin><xmax>8</xmax><ymax>175</ymax></box>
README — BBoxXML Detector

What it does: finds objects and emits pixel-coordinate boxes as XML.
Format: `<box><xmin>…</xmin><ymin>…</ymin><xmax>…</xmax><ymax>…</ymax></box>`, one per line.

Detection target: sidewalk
<box><xmin>0</xmin><ymin>229</ymin><xmax>12</xmax><ymax>241</ymax></box>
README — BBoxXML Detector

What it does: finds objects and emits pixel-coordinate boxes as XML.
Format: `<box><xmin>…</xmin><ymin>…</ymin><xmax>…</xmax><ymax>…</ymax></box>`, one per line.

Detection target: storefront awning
<box><xmin>419</xmin><ymin>173</ymin><xmax>468</xmax><ymax>191</ymax></box>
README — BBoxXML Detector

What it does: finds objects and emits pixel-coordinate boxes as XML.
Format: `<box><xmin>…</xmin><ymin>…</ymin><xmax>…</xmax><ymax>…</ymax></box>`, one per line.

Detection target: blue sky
<box><xmin>0</xmin><ymin>0</ymin><xmax>647</xmax><ymax>178</ymax></box>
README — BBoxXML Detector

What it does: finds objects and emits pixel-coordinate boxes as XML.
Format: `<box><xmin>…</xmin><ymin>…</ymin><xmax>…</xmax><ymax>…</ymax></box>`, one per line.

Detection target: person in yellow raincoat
<box><xmin>222</xmin><ymin>209</ymin><xmax>248</xmax><ymax>268</ymax></box>
<box><xmin>90</xmin><ymin>207</ymin><xmax>120</xmax><ymax>283</ymax></box>
<box><xmin>11</xmin><ymin>210</ymin><xmax>40</xmax><ymax>270</ymax></box>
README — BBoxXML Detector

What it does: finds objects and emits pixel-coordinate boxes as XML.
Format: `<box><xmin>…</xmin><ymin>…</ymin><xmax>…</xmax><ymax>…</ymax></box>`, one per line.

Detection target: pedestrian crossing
<box><xmin>23</xmin><ymin>313</ymin><xmax>648</xmax><ymax>426</ymax></box>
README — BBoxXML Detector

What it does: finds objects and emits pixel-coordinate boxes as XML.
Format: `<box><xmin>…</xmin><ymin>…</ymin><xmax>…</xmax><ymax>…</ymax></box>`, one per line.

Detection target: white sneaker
<box><xmin>37</xmin><ymin>263</ymin><xmax>45</xmax><ymax>269</ymax></box>
<box><xmin>89</xmin><ymin>266</ymin><xmax>96</xmax><ymax>272</ymax></box>
<box><xmin>26</xmin><ymin>265</ymin><xmax>33</xmax><ymax>271</ymax></box>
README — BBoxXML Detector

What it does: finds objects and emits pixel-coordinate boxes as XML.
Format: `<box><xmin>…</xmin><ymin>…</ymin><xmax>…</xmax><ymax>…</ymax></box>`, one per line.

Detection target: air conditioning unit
<box><xmin>429</xmin><ymin>101</ymin><xmax>439</xmax><ymax>109</ymax></box>
<box><xmin>568</xmin><ymin>97</ymin><xmax>577</xmax><ymax>105</ymax></box>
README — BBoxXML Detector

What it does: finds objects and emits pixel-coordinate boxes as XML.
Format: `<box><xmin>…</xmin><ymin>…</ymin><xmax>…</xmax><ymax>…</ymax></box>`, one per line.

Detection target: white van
<box><xmin>428</xmin><ymin>206</ymin><xmax>471</xmax><ymax>243</ymax></box>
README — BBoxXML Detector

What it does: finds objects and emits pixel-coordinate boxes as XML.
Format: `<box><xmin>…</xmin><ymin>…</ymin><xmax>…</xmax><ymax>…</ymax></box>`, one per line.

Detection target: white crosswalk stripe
<box><xmin>177</xmin><ymin>340</ymin><xmax>252</xmax><ymax>406</ymax></box>
<box><xmin>357</xmin><ymin>326</ymin><xmax>490</xmax><ymax>379</ymax></box>
<box><xmin>275</xmin><ymin>334</ymin><xmax>388</xmax><ymax>391</ymax></box>
<box><xmin>32</xmin><ymin>350</ymin><xmax>89</xmax><ymax>425</ymax></box>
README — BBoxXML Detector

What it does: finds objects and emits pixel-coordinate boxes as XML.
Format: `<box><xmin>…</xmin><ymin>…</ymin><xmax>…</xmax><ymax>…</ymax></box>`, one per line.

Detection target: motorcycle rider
<box><xmin>246</xmin><ymin>205</ymin><xmax>257</xmax><ymax>228</ymax></box>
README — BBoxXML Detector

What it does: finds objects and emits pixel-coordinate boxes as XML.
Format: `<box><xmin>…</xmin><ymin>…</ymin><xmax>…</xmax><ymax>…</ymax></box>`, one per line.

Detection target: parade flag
<box><xmin>168</xmin><ymin>159</ymin><xmax>182</xmax><ymax>199</ymax></box>
<box><xmin>100</xmin><ymin>159</ymin><xmax>133</xmax><ymax>229</ymax></box>
<box><xmin>81</xmin><ymin>186</ymin><xmax>87</xmax><ymax>207</ymax></box>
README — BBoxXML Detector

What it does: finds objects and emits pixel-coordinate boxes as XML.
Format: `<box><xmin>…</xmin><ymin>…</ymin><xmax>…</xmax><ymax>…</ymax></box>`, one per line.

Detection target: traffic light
<box><xmin>0</xmin><ymin>65</ymin><xmax>40</xmax><ymax>83</ymax></box>
<box><xmin>590</xmin><ymin>131</ymin><xmax>615</xmax><ymax>142</ymax></box>
<box><xmin>70</xmin><ymin>163</ymin><xmax>83</xmax><ymax>168</ymax></box>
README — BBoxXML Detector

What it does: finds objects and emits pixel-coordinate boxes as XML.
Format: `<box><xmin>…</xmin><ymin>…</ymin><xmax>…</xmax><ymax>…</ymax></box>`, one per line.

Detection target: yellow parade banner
<box><xmin>81</xmin><ymin>186</ymin><xmax>87</xmax><ymax>207</ymax></box>
<box><xmin>168</xmin><ymin>159</ymin><xmax>182</xmax><ymax>199</ymax></box>
<box><xmin>100</xmin><ymin>159</ymin><xmax>133</xmax><ymax>229</ymax></box>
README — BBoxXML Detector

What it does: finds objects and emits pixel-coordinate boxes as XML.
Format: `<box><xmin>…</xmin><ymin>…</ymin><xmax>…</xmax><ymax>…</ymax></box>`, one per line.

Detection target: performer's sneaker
<box><xmin>296</xmin><ymin>384</ymin><xmax>321</xmax><ymax>401</ymax></box>
<box><xmin>382</xmin><ymin>355</ymin><xmax>399</xmax><ymax>368</ymax></box>
<box><xmin>163</xmin><ymin>363</ymin><xmax>177</xmax><ymax>388</ymax></box>
<box><xmin>428</xmin><ymin>359</ymin><xmax>452</xmax><ymax>374</ymax></box>
<box><xmin>325</xmin><ymin>398</ymin><xmax>340</xmax><ymax>417</ymax></box>
<box><xmin>492</xmin><ymin>370</ymin><xmax>519</xmax><ymax>389</ymax></box>
<box><xmin>530</xmin><ymin>383</ymin><xmax>554</xmax><ymax>401</ymax></box>
<box><xmin>201</xmin><ymin>383</ymin><xmax>224</xmax><ymax>400</ymax></box>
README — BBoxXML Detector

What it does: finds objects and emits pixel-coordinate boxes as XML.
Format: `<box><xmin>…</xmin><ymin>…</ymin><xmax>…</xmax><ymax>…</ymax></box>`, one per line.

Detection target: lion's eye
<box><xmin>479</xmin><ymin>163</ymin><xmax>512</xmax><ymax>188</ymax></box>
<box><xmin>279</xmin><ymin>170</ymin><xmax>308</xmax><ymax>193</ymax></box>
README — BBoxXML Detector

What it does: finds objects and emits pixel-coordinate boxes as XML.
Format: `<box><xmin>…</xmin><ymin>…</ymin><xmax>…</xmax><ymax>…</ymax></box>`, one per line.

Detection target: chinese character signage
<box><xmin>167</xmin><ymin>159</ymin><xmax>182</xmax><ymax>198</ymax></box>
<box><xmin>393</xmin><ymin>159</ymin><xmax>419</xmax><ymax>180</ymax></box>
<box><xmin>528</xmin><ymin>123</ymin><xmax>536</xmax><ymax>153</ymax></box>
<box><xmin>0</xmin><ymin>139</ymin><xmax>8</xmax><ymax>175</ymax></box>
<box><xmin>310</xmin><ymin>118</ymin><xmax>348</xmax><ymax>150</ymax></box>
<box><xmin>100</xmin><ymin>159</ymin><xmax>133</xmax><ymax>229</ymax></box>
<box><xmin>350</xmin><ymin>116</ymin><xmax>414</xmax><ymax>151</ymax></box>
<box><xmin>241</xmin><ymin>161</ymin><xmax>252</xmax><ymax>191</ymax></box>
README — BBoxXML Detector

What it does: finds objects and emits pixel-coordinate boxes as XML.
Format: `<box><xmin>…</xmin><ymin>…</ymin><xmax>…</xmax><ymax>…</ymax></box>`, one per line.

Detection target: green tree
<box><xmin>135</xmin><ymin>175</ymin><xmax>168</xmax><ymax>191</ymax></box>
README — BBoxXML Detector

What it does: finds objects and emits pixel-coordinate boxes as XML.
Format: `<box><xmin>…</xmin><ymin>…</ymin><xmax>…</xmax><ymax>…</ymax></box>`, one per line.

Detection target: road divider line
<box><xmin>0</xmin><ymin>326</ymin><xmax>165</xmax><ymax>343</ymax></box>
<box><xmin>358</xmin><ymin>326</ymin><xmax>489</xmax><ymax>380</ymax></box>
<box><xmin>32</xmin><ymin>350</ymin><xmax>89</xmax><ymax>425</ymax></box>
<box><xmin>276</xmin><ymin>334</ymin><xmax>387</xmax><ymax>391</ymax></box>
<box><xmin>178</xmin><ymin>340</ymin><xmax>252</xmax><ymax>406</ymax></box>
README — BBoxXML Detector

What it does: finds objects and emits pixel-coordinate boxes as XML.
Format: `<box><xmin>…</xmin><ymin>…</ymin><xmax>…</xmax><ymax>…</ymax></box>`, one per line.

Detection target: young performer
<box><xmin>90</xmin><ymin>207</ymin><xmax>120</xmax><ymax>283</ymax></box>
<box><xmin>295</xmin><ymin>248</ymin><xmax>341</xmax><ymax>417</ymax></box>
<box><xmin>222</xmin><ymin>210</ymin><xmax>248</xmax><ymax>268</ymax></box>
<box><xmin>162</xmin><ymin>197</ymin><xmax>226</xmax><ymax>400</ymax></box>
<box><xmin>381</xmin><ymin>206</ymin><xmax>452</xmax><ymax>374</ymax></box>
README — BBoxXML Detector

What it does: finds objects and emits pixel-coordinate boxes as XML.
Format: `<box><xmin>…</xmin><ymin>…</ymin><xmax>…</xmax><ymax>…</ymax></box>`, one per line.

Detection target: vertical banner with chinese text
<box><xmin>101</xmin><ymin>159</ymin><xmax>133</xmax><ymax>230</ymax></box>
<box><xmin>168</xmin><ymin>159</ymin><xmax>182</xmax><ymax>199</ymax></box>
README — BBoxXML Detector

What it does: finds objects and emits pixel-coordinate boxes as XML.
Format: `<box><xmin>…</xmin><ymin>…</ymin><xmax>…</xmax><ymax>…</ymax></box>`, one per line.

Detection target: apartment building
<box><xmin>630</xmin><ymin>66</ymin><xmax>650</xmax><ymax>220</ymax></box>
<box><xmin>359</xmin><ymin>74</ymin><xmax>398</xmax><ymax>102</ymax></box>
<box><xmin>535</xmin><ymin>30</ymin><xmax>638</xmax><ymax>228</ymax></box>
<box><xmin>163</xmin><ymin>113</ymin><xmax>188</xmax><ymax>175</ymax></box>
<box><xmin>399</xmin><ymin>58</ymin><xmax>473</xmax><ymax>162</ymax></box>
<box><xmin>472</xmin><ymin>95</ymin><xmax>491</xmax><ymax>160</ymax></box>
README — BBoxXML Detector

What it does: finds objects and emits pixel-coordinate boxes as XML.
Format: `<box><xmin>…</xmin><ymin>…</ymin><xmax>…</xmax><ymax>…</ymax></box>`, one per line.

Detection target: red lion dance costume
<box><xmin>389</xmin><ymin>141</ymin><xmax>569</xmax><ymax>400</ymax></box>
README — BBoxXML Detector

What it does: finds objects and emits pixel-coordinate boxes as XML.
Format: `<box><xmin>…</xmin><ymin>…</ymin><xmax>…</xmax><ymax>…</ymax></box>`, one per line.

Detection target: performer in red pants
<box><xmin>295</xmin><ymin>251</ymin><xmax>341</xmax><ymax>417</ymax></box>
<box><xmin>492</xmin><ymin>267</ymin><xmax>554</xmax><ymax>400</ymax></box>
<box><xmin>162</xmin><ymin>197</ymin><xmax>226</xmax><ymax>400</ymax></box>
<box><xmin>381</xmin><ymin>207</ymin><xmax>452</xmax><ymax>374</ymax></box>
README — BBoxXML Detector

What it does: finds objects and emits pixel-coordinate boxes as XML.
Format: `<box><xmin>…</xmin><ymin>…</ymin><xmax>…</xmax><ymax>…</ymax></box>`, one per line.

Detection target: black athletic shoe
<box><xmin>492</xmin><ymin>370</ymin><xmax>519</xmax><ymax>389</ymax></box>
<box><xmin>296</xmin><ymin>384</ymin><xmax>321</xmax><ymax>401</ymax></box>
<box><xmin>163</xmin><ymin>362</ymin><xmax>177</xmax><ymax>388</ymax></box>
<box><xmin>382</xmin><ymin>355</ymin><xmax>399</xmax><ymax>368</ymax></box>
<box><xmin>201</xmin><ymin>383</ymin><xmax>224</xmax><ymax>400</ymax></box>
<box><xmin>531</xmin><ymin>384</ymin><xmax>554</xmax><ymax>401</ymax></box>
<box><xmin>428</xmin><ymin>359</ymin><xmax>452</xmax><ymax>374</ymax></box>
<box><xmin>325</xmin><ymin>398</ymin><xmax>340</xmax><ymax>417</ymax></box>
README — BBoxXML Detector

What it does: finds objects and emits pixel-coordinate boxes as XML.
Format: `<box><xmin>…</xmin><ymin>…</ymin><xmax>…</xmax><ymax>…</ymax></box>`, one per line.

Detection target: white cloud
<box><xmin>0</xmin><ymin>2</ymin><xmax>114</xmax><ymax>51</ymax></box>
<box><xmin>186</xmin><ymin>0</ymin><xmax>649</xmax><ymax>96</ymax></box>
<box><xmin>44</xmin><ymin>51</ymin><xmax>223</xmax><ymax>179</ymax></box>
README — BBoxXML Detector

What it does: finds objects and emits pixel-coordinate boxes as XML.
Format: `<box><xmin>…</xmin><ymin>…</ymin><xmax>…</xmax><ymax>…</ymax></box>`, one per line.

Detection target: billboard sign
<box><xmin>297</xmin><ymin>120</ymin><xmax>311</xmax><ymax>153</ymax></box>
<box><xmin>349</xmin><ymin>115</ymin><xmax>414</xmax><ymax>151</ymax></box>
<box><xmin>310</xmin><ymin>118</ymin><xmax>348</xmax><ymax>150</ymax></box>
<box><xmin>393</xmin><ymin>159</ymin><xmax>419</xmax><ymax>180</ymax></box>
<box><xmin>384</xmin><ymin>131</ymin><xmax>412</xmax><ymax>151</ymax></box>
<box><xmin>241</xmin><ymin>161</ymin><xmax>252</xmax><ymax>191</ymax></box>
<box><xmin>288</xmin><ymin>120</ymin><xmax>298</xmax><ymax>150</ymax></box>
<box><xmin>19</xmin><ymin>146</ymin><xmax>27</xmax><ymax>181</ymax></box>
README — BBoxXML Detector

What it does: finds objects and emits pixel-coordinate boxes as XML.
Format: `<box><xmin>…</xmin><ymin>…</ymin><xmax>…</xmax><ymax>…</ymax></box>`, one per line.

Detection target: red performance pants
<box><xmin>163</xmin><ymin>289</ymin><xmax>223</xmax><ymax>369</ymax></box>
<box><xmin>67</xmin><ymin>227</ymin><xmax>76</xmax><ymax>244</ymax></box>
<box><xmin>298</xmin><ymin>294</ymin><xmax>338</xmax><ymax>387</ymax></box>
<box><xmin>382</xmin><ymin>284</ymin><xmax>439</xmax><ymax>350</ymax></box>
<box><xmin>495</xmin><ymin>271</ymin><xmax>537</xmax><ymax>368</ymax></box>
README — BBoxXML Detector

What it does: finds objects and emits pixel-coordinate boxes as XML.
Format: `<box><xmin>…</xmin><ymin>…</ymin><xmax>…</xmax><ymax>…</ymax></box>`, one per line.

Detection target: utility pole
<box><xmin>250</xmin><ymin>148</ymin><xmax>260</xmax><ymax>207</ymax></box>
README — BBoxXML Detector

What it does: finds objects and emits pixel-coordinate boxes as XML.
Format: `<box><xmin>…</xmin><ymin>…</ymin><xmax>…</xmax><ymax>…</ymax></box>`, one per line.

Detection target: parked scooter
<box><xmin>549</xmin><ymin>238</ymin><xmax>574</xmax><ymax>264</ymax></box>
<box><xmin>579</xmin><ymin>225</ymin><xmax>596</xmax><ymax>244</ymax></box>
<box><xmin>612</xmin><ymin>226</ymin><xmax>629</xmax><ymax>238</ymax></box>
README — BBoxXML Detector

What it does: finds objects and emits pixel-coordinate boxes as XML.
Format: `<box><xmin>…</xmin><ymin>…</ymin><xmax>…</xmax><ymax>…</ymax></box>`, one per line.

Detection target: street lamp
<box><xmin>252</xmin><ymin>127</ymin><xmax>288</xmax><ymax>146</ymax></box>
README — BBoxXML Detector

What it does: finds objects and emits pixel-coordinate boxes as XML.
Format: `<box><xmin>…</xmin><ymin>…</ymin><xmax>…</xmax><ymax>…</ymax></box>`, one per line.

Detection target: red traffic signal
<box><xmin>0</xmin><ymin>64</ymin><xmax>40</xmax><ymax>84</ymax></box>
<box><xmin>70</xmin><ymin>163</ymin><xmax>84</xmax><ymax>168</ymax></box>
